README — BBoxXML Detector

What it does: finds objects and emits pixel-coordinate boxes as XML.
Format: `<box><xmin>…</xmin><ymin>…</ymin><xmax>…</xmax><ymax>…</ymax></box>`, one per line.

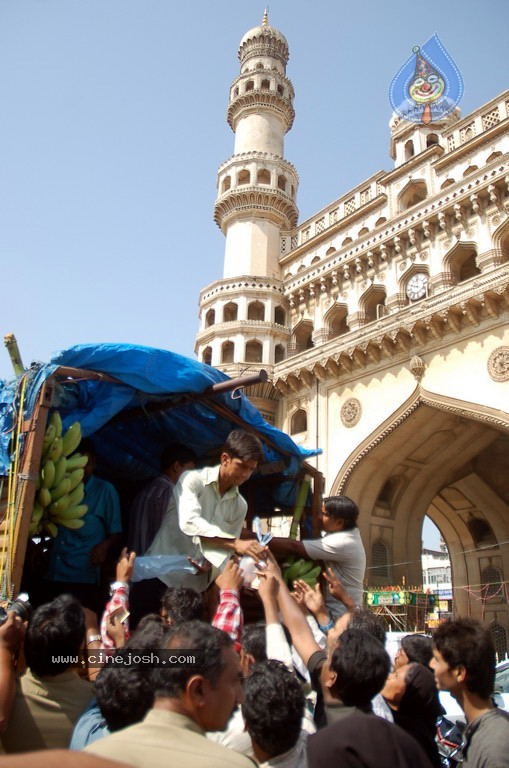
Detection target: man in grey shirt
<box><xmin>431</xmin><ymin>617</ymin><xmax>509</xmax><ymax>768</ymax></box>
<box><xmin>269</xmin><ymin>495</ymin><xmax>366</xmax><ymax>620</ymax></box>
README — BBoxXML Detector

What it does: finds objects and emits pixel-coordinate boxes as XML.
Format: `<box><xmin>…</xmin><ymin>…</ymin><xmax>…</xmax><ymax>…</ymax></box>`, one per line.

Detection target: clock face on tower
<box><xmin>406</xmin><ymin>272</ymin><xmax>429</xmax><ymax>301</ymax></box>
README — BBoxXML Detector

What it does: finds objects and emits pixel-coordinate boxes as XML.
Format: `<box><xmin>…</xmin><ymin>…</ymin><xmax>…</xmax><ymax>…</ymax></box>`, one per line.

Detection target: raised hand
<box><xmin>116</xmin><ymin>547</ymin><xmax>136</xmax><ymax>583</ymax></box>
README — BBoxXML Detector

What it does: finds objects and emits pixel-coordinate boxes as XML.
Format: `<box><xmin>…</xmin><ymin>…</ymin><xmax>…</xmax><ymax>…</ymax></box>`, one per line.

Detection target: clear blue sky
<box><xmin>1</xmin><ymin>0</ymin><xmax>508</xmax><ymax>383</ymax></box>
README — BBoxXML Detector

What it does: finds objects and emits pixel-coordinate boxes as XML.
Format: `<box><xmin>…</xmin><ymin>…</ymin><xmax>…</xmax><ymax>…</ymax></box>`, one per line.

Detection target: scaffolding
<box><xmin>366</xmin><ymin>589</ymin><xmax>431</xmax><ymax>632</ymax></box>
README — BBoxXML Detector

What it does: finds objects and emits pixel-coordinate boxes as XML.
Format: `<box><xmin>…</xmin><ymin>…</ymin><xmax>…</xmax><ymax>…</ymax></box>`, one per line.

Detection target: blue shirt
<box><xmin>47</xmin><ymin>474</ymin><xmax>122</xmax><ymax>584</ymax></box>
<box><xmin>69</xmin><ymin>698</ymin><xmax>110</xmax><ymax>750</ymax></box>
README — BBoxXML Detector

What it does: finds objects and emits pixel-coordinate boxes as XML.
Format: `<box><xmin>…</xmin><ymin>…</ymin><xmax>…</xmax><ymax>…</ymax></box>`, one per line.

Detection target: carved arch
<box><xmin>332</xmin><ymin>387</ymin><xmax>509</xmax><ymax>496</ymax></box>
<box><xmin>493</xmin><ymin>217</ymin><xmax>509</xmax><ymax>263</ymax></box>
<box><xmin>359</xmin><ymin>284</ymin><xmax>387</xmax><ymax>323</ymax></box>
<box><xmin>443</xmin><ymin>241</ymin><xmax>480</xmax><ymax>283</ymax></box>
<box><xmin>323</xmin><ymin>302</ymin><xmax>349</xmax><ymax>339</ymax></box>
<box><xmin>398</xmin><ymin>179</ymin><xmax>427</xmax><ymax>211</ymax></box>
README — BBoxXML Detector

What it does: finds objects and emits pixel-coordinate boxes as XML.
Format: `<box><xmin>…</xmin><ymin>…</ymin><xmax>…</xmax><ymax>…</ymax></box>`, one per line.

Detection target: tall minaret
<box><xmin>195</xmin><ymin>12</ymin><xmax>298</xmax><ymax>408</ymax></box>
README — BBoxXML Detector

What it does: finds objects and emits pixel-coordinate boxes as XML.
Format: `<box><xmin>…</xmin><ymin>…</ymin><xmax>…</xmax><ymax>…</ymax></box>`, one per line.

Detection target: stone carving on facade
<box><xmin>488</xmin><ymin>346</ymin><xmax>509</xmax><ymax>382</ymax></box>
<box><xmin>341</xmin><ymin>398</ymin><xmax>362</xmax><ymax>428</ymax></box>
<box><xmin>409</xmin><ymin>355</ymin><xmax>426</xmax><ymax>381</ymax></box>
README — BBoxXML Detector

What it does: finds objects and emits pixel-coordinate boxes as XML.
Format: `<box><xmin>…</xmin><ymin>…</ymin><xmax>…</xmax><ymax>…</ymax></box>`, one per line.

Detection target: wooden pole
<box><xmin>10</xmin><ymin>380</ymin><xmax>54</xmax><ymax>596</ymax></box>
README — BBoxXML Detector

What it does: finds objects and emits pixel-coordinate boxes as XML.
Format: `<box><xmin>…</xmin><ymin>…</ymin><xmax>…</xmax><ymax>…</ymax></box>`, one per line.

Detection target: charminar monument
<box><xmin>195</xmin><ymin>13</ymin><xmax>509</xmax><ymax>647</ymax></box>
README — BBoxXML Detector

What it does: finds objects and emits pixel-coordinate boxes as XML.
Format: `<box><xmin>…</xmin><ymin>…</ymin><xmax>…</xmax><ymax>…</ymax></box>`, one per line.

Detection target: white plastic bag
<box><xmin>132</xmin><ymin>555</ymin><xmax>196</xmax><ymax>582</ymax></box>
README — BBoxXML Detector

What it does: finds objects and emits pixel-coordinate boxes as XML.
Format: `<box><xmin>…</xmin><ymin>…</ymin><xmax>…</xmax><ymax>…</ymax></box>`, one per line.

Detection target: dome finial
<box><xmin>262</xmin><ymin>7</ymin><xmax>269</xmax><ymax>26</ymax></box>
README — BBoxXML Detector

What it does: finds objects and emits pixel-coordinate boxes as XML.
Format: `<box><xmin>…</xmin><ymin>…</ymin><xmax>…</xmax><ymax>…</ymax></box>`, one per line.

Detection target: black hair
<box><xmin>432</xmin><ymin>618</ymin><xmax>495</xmax><ymax>699</ymax></box>
<box><xmin>223</xmin><ymin>430</ymin><xmax>264</xmax><ymax>464</ymax></box>
<box><xmin>135</xmin><ymin>613</ymin><xmax>165</xmax><ymax>630</ymax></box>
<box><xmin>242</xmin><ymin>660</ymin><xmax>304</xmax><ymax>758</ymax></box>
<box><xmin>348</xmin><ymin>609</ymin><xmax>386</xmax><ymax>645</ymax></box>
<box><xmin>24</xmin><ymin>594</ymin><xmax>85</xmax><ymax>676</ymax></box>
<box><xmin>330</xmin><ymin>628</ymin><xmax>390</xmax><ymax>707</ymax></box>
<box><xmin>153</xmin><ymin>621</ymin><xmax>233</xmax><ymax>697</ymax></box>
<box><xmin>96</xmin><ymin>618</ymin><xmax>171</xmax><ymax>731</ymax></box>
<box><xmin>160</xmin><ymin>587</ymin><xmax>204</xmax><ymax>624</ymax></box>
<box><xmin>160</xmin><ymin>443</ymin><xmax>197</xmax><ymax>472</ymax></box>
<box><xmin>323</xmin><ymin>496</ymin><xmax>359</xmax><ymax>530</ymax></box>
<box><xmin>242</xmin><ymin>624</ymin><xmax>267</xmax><ymax>662</ymax></box>
<box><xmin>401</xmin><ymin>634</ymin><xmax>433</xmax><ymax>667</ymax></box>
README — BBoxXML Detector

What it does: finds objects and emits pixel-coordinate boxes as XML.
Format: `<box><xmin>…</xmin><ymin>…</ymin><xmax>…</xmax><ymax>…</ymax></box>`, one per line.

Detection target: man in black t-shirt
<box><xmin>307</xmin><ymin>630</ymin><xmax>433</xmax><ymax>768</ymax></box>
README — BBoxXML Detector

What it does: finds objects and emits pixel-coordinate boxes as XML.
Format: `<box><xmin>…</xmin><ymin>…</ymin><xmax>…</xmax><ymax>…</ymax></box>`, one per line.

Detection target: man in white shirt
<box><xmin>145</xmin><ymin>430</ymin><xmax>268</xmax><ymax>593</ymax></box>
<box><xmin>269</xmin><ymin>496</ymin><xmax>366</xmax><ymax>620</ymax></box>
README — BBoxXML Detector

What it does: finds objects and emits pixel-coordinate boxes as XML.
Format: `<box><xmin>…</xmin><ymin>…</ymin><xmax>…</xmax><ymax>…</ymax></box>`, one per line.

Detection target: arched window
<box><xmin>440</xmin><ymin>178</ymin><xmax>455</xmax><ymax>190</ymax></box>
<box><xmin>233</xmin><ymin>87</ymin><xmax>239</xmax><ymax>97</ymax></box>
<box><xmin>342</xmin><ymin>237</ymin><xmax>353</xmax><ymax>247</ymax></box>
<box><xmin>292</xmin><ymin>321</ymin><xmax>314</xmax><ymax>353</ymax></box>
<box><xmin>245</xmin><ymin>80</ymin><xmax>254</xmax><ymax>92</ymax></box>
<box><xmin>371</xmin><ymin>539</ymin><xmax>390</xmax><ymax>579</ymax></box>
<box><xmin>490</xmin><ymin>622</ymin><xmax>507</xmax><ymax>659</ymax></box>
<box><xmin>399</xmin><ymin>180</ymin><xmax>427</xmax><ymax>211</ymax></box>
<box><xmin>247</xmin><ymin>301</ymin><xmax>264</xmax><ymax>321</ymax></box>
<box><xmin>261</xmin><ymin>78</ymin><xmax>270</xmax><ymax>90</ymax></box>
<box><xmin>358</xmin><ymin>227</ymin><xmax>369</xmax><ymax>237</ymax></box>
<box><xmin>326</xmin><ymin>246</ymin><xmax>336</xmax><ymax>256</ymax></box>
<box><xmin>290</xmin><ymin>409</ymin><xmax>307</xmax><ymax>434</ymax></box>
<box><xmin>426</xmin><ymin>133</ymin><xmax>439</xmax><ymax>148</ymax></box>
<box><xmin>221</xmin><ymin>341</ymin><xmax>234</xmax><ymax>364</ymax></box>
<box><xmin>466</xmin><ymin>517</ymin><xmax>496</xmax><ymax>547</ymax></box>
<box><xmin>277</xmin><ymin>84</ymin><xmax>284</xmax><ymax>96</ymax></box>
<box><xmin>205</xmin><ymin>309</ymin><xmax>215</xmax><ymax>327</ymax></box>
<box><xmin>404</xmin><ymin>140</ymin><xmax>415</xmax><ymax>160</ymax></box>
<box><xmin>375</xmin><ymin>217</ymin><xmax>387</xmax><ymax>227</ymax></box>
<box><xmin>238</xmin><ymin>170</ymin><xmax>250</xmax><ymax>185</ymax></box>
<box><xmin>500</xmin><ymin>228</ymin><xmax>509</xmax><ymax>263</ymax></box>
<box><xmin>202</xmin><ymin>346</ymin><xmax>212</xmax><ymax>365</ymax></box>
<box><xmin>245</xmin><ymin>340</ymin><xmax>263</xmax><ymax>363</ymax></box>
<box><xmin>221</xmin><ymin>176</ymin><xmax>231</xmax><ymax>193</ymax></box>
<box><xmin>463</xmin><ymin>165</ymin><xmax>478</xmax><ymax>177</ymax></box>
<box><xmin>274</xmin><ymin>344</ymin><xmax>285</xmax><ymax>363</ymax></box>
<box><xmin>481</xmin><ymin>565</ymin><xmax>503</xmax><ymax>601</ymax></box>
<box><xmin>459</xmin><ymin>253</ymin><xmax>480</xmax><ymax>281</ymax></box>
<box><xmin>257</xmin><ymin>169</ymin><xmax>270</xmax><ymax>185</ymax></box>
<box><xmin>326</xmin><ymin>305</ymin><xmax>349</xmax><ymax>339</ymax></box>
<box><xmin>362</xmin><ymin>287</ymin><xmax>387</xmax><ymax>323</ymax></box>
<box><xmin>277</xmin><ymin>175</ymin><xmax>286</xmax><ymax>191</ymax></box>
<box><xmin>223</xmin><ymin>302</ymin><xmax>238</xmax><ymax>322</ymax></box>
<box><xmin>446</xmin><ymin>244</ymin><xmax>480</xmax><ymax>284</ymax></box>
<box><xmin>274</xmin><ymin>306</ymin><xmax>286</xmax><ymax>326</ymax></box>
<box><xmin>487</xmin><ymin>151</ymin><xmax>502</xmax><ymax>163</ymax></box>
<box><xmin>377</xmin><ymin>476</ymin><xmax>401</xmax><ymax>507</ymax></box>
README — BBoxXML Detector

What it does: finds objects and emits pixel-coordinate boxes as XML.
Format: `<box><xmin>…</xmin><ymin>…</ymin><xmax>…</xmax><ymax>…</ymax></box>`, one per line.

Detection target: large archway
<box><xmin>331</xmin><ymin>387</ymin><xmax>509</xmax><ymax>640</ymax></box>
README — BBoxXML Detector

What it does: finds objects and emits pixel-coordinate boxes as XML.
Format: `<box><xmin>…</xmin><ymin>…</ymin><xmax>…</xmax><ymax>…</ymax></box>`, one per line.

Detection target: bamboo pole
<box><xmin>3</xmin><ymin>334</ymin><xmax>24</xmax><ymax>377</ymax></box>
<box><xmin>10</xmin><ymin>380</ymin><xmax>54</xmax><ymax>596</ymax></box>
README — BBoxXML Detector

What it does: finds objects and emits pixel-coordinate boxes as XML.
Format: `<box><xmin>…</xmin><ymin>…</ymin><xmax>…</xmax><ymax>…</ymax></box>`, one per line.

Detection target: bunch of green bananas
<box><xmin>283</xmin><ymin>557</ymin><xmax>322</xmax><ymax>588</ymax></box>
<box><xmin>30</xmin><ymin>411</ymin><xmax>88</xmax><ymax>538</ymax></box>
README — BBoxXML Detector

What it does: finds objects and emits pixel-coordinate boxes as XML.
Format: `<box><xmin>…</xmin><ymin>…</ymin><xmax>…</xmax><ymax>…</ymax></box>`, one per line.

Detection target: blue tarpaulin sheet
<box><xmin>0</xmin><ymin>343</ymin><xmax>319</xmax><ymax>511</ymax></box>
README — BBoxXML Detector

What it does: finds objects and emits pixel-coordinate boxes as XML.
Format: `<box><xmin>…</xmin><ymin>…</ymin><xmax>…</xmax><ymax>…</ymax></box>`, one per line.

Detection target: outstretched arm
<box><xmin>261</xmin><ymin>553</ymin><xmax>320</xmax><ymax>667</ymax></box>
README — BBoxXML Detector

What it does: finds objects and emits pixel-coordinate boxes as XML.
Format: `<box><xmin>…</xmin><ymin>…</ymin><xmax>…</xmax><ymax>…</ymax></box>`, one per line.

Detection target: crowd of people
<box><xmin>0</xmin><ymin>429</ymin><xmax>507</xmax><ymax>767</ymax></box>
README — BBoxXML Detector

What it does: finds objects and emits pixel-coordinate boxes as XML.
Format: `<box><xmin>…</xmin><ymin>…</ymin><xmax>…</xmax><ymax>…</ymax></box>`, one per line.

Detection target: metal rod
<box><xmin>208</xmin><ymin>369</ymin><xmax>268</xmax><ymax>394</ymax></box>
